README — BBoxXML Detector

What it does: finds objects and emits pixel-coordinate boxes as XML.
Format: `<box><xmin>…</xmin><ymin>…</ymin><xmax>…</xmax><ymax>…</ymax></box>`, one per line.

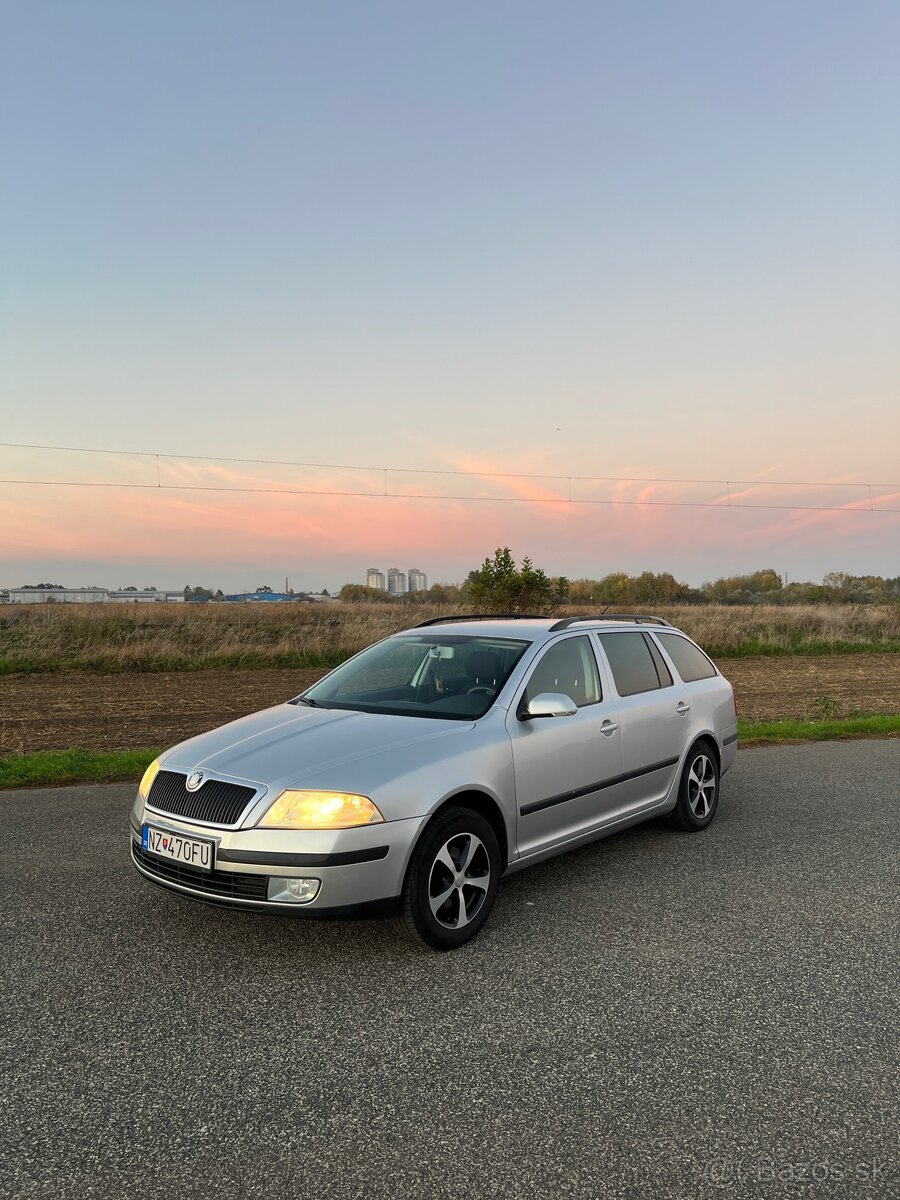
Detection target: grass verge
<box><xmin>2</xmin><ymin>717</ymin><xmax>898</xmax><ymax>788</ymax></box>
<box><xmin>0</xmin><ymin>748</ymin><xmax>159</xmax><ymax>790</ymax></box>
<box><xmin>738</xmin><ymin>714</ymin><xmax>900</xmax><ymax>745</ymax></box>
<box><xmin>0</xmin><ymin>650</ymin><xmax>347</xmax><ymax>676</ymax></box>
<box><xmin>712</xmin><ymin>638</ymin><xmax>900</xmax><ymax>658</ymax></box>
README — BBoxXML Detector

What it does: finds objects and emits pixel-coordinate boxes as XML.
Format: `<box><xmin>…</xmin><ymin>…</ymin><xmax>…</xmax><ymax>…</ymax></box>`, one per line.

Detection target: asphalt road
<box><xmin>2</xmin><ymin>741</ymin><xmax>898</xmax><ymax>1200</ymax></box>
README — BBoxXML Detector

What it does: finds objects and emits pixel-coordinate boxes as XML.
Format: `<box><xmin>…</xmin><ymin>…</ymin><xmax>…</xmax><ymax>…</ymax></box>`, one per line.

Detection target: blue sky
<box><xmin>2</xmin><ymin>1</ymin><xmax>898</xmax><ymax>589</ymax></box>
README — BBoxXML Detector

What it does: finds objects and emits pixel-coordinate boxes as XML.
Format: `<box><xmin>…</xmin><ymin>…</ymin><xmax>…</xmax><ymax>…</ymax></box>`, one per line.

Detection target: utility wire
<box><xmin>0</xmin><ymin>477</ymin><xmax>897</xmax><ymax>513</ymax></box>
<box><xmin>1</xmin><ymin>439</ymin><xmax>897</xmax><ymax>490</ymax></box>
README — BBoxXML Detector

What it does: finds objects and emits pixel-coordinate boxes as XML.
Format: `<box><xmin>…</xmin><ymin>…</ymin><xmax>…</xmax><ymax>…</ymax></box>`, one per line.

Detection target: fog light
<box><xmin>267</xmin><ymin>876</ymin><xmax>321</xmax><ymax>904</ymax></box>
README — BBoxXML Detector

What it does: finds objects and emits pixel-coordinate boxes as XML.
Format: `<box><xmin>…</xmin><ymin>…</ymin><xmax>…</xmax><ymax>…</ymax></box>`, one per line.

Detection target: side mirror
<box><xmin>521</xmin><ymin>692</ymin><xmax>578</xmax><ymax>720</ymax></box>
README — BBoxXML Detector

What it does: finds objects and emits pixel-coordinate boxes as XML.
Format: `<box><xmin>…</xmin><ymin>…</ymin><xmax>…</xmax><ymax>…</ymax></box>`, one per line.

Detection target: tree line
<box><xmin>340</xmin><ymin>555</ymin><xmax>900</xmax><ymax>610</ymax></box>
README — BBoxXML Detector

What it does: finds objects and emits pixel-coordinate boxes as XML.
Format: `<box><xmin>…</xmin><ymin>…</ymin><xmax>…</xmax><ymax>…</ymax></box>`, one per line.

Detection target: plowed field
<box><xmin>2</xmin><ymin>655</ymin><xmax>898</xmax><ymax>755</ymax></box>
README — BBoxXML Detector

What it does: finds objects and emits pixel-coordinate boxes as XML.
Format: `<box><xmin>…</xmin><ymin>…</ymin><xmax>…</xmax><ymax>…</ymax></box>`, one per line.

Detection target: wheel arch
<box><xmin>429</xmin><ymin>789</ymin><xmax>510</xmax><ymax>872</ymax></box>
<box><xmin>687</xmin><ymin>732</ymin><xmax>721</xmax><ymax>773</ymax></box>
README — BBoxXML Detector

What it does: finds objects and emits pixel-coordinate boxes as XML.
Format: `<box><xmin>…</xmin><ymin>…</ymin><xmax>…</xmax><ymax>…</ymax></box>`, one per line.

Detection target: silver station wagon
<box><xmin>131</xmin><ymin>615</ymin><xmax>737</xmax><ymax>949</ymax></box>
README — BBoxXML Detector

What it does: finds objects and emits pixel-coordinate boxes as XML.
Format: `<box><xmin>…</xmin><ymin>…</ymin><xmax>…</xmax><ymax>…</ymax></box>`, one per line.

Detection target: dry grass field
<box><xmin>2</xmin><ymin>601</ymin><xmax>899</xmax><ymax>673</ymax></box>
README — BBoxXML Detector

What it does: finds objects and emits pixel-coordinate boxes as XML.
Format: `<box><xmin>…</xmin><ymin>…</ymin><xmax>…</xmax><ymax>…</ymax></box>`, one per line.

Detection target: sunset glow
<box><xmin>2</xmin><ymin>2</ymin><xmax>898</xmax><ymax>589</ymax></box>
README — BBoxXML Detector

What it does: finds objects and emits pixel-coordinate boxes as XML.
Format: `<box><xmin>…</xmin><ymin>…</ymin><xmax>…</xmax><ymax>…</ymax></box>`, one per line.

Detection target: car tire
<box><xmin>669</xmin><ymin>740</ymin><xmax>720</xmax><ymax>832</ymax></box>
<box><xmin>395</xmin><ymin>807</ymin><xmax>501</xmax><ymax>951</ymax></box>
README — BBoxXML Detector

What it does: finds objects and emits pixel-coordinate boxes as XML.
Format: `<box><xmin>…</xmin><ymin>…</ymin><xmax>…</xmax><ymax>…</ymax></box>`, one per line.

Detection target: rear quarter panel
<box><xmin>687</xmin><ymin>675</ymin><xmax>738</xmax><ymax>774</ymax></box>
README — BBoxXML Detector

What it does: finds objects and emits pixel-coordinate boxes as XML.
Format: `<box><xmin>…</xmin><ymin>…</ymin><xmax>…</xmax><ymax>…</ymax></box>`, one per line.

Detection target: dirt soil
<box><xmin>2</xmin><ymin>656</ymin><xmax>899</xmax><ymax>755</ymax></box>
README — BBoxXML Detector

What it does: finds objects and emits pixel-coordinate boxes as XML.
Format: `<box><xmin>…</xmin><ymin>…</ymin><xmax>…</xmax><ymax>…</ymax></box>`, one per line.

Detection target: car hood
<box><xmin>162</xmin><ymin>702</ymin><xmax>475</xmax><ymax>793</ymax></box>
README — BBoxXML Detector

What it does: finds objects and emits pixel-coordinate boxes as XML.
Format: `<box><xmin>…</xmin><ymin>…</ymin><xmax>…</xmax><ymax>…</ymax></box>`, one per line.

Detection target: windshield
<box><xmin>294</xmin><ymin>634</ymin><xmax>530</xmax><ymax>720</ymax></box>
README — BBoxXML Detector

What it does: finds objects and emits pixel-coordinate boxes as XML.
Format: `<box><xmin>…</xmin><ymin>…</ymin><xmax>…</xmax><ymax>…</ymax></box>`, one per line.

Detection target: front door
<box><xmin>508</xmin><ymin>635</ymin><xmax>625</xmax><ymax>857</ymax></box>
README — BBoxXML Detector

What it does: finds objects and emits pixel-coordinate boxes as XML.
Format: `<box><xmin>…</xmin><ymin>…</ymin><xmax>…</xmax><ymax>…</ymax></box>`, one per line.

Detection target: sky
<box><xmin>2</xmin><ymin>0</ymin><xmax>898</xmax><ymax>591</ymax></box>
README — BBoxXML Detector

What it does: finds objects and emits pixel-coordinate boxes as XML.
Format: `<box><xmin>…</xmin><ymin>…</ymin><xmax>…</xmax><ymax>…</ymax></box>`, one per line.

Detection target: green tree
<box><xmin>703</xmin><ymin>569</ymin><xmax>783</xmax><ymax>603</ymax></box>
<box><xmin>599</xmin><ymin>572</ymin><xmax>633</xmax><ymax>604</ymax></box>
<box><xmin>466</xmin><ymin>548</ymin><xmax>563</xmax><ymax>612</ymax></box>
<box><xmin>339</xmin><ymin>583</ymin><xmax>394</xmax><ymax>603</ymax></box>
<box><xmin>629</xmin><ymin>571</ymin><xmax>686</xmax><ymax>603</ymax></box>
<box><xmin>425</xmin><ymin>582</ymin><xmax>461</xmax><ymax>605</ymax></box>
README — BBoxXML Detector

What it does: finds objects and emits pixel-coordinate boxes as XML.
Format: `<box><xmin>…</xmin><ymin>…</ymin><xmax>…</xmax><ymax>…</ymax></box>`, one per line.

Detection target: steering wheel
<box><xmin>467</xmin><ymin>685</ymin><xmax>494</xmax><ymax>696</ymax></box>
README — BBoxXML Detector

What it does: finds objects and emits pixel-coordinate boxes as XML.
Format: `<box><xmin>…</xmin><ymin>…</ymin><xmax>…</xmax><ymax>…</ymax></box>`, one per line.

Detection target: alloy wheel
<box><xmin>687</xmin><ymin>754</ymin><xmax>717</xmax><ymax>818</ymax></box>
<box><xmin>428</xmin><ymin>832</ymin><xmax>492</xmax><ymax>929</ymax></box>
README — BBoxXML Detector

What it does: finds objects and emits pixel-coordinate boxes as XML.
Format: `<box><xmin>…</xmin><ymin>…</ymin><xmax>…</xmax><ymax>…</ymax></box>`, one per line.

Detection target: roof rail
<box><xmin>549</xmin><ymin>613</ymin><xmax>673</xmax><ymax>632</ymax></box>
<box><xmin>415</xmin><ymin>613</ymin><xmax>550</xmax><ymax>628</ymax></box>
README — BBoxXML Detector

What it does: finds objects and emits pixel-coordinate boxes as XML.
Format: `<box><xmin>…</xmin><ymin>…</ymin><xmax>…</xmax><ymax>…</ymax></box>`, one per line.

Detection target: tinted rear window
<box><xmin>597</xmin><ymin>632</ymin><xmax>662</xmax><ymax>697</ymax></box>
<box><xmin>643</xmin><ymin>633</ymin><xmax>673</xmax><ymax>687</ymax></box>
<box><xmin>656</xmin><ymin>634</ymin><xmax>717</xmax><ymax>682</ymax></box>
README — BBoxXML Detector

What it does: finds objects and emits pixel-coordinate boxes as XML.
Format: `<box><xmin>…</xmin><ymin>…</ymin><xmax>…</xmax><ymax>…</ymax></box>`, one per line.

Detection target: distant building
<box><xmin>222</xmin><ymin>592</ymin><xmax>301</xmax><ymax>603</ymax></box>
<box><xmin>386</xmin><ymin>568</ymin><xmax>407</xmax><ymax>595</ymax></box>
<box><xmin>7</xmin><ymin>587</ymin><xmax>108</xmax><ymax>604</ymax></box>
<box><xmin>407</xmin><ymin>568</ymin><xmax>428</xmax><ymax>592</ymax></box>
<box><xmin>366</xmin><ymin>567</ymin><xmax>386</xmax><ymax>590</ymax></box>
<box><xmin>108</xmin><ymin>589</ymin><xmax>183</xmax><ymax>603</ymax></box>
<box><xmin>7</xmin><ymin>587</ymin><xmax>184</xmax><ymax>603</ymax></box>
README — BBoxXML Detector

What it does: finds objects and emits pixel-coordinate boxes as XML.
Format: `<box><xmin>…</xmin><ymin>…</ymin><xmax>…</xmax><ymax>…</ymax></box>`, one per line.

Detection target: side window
<box><xmin>596</xmin><ymin>632</ymin><xmax>662</xmax><ymax>697</ymax></box>
<box><xmin>523</xmin><ymin>636</ymin><xmax>601</xmax><ymax>709</ymax></box>
<box><xmin>656</xmin><ymin>634</ymin><xmax>717</xmax><ymax>683</ymax></box>
<box><xmin>643</xmin><ymin>632</ymin><xmax>673</xmax><ymax>687</ymax></box>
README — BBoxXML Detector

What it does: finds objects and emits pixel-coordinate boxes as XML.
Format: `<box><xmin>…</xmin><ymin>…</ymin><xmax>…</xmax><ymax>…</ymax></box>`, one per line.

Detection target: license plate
<box><xmin>141</xmin><ymin>824</ymin><xmax>215</xmax><ymax>872</ymax></box>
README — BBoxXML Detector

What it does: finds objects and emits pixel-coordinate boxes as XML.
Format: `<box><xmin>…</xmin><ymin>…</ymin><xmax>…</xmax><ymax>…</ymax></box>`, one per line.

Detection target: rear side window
<box><xmin>643</xmin><ymin>633</ymin><xmax>673</xmax><ymax>687</ymax></box>
<box><xmin>597</xmin><ymin>632</ymin><xmax>664</xmax><ymax>697</ymax></box>
<box><xmin>656</xmin><ymin>634</ymin><xmax>717</xmax><ymax>682</ymax></box>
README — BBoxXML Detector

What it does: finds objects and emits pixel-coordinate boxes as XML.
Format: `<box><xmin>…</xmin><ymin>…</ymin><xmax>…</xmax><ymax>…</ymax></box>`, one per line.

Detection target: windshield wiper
<box><xmin>294</xmin><ymin>696</ymin><xmax>321</xmax><ymax>707</ymax></box>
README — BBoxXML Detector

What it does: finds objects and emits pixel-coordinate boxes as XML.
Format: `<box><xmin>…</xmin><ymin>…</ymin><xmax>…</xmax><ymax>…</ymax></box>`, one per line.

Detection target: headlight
<box><xmin>258</xmin><ymin>790</ymin><xmax>384</xmax><ymax>829</ymax></box>
<box><xmin>138</xmin><ymin>757</ymin><xmax>161</xmax><ymax>800</ymax></box>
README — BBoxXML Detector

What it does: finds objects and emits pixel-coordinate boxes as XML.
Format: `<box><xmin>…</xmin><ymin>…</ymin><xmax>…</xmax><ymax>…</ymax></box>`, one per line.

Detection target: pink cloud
<box><xmin>1</xmin><ymin>451</ymin><xmax>897</xmax><ymax>582</ymax></box>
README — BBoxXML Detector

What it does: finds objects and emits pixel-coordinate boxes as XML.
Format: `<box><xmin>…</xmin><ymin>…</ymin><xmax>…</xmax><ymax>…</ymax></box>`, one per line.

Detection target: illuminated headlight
<box><xmin>138</xmin><ymin>757</ymin><xmax>161</xmax><ymax>800</ymax></box>
<box><xmin>258</xmin><ymin>790</ymin><xmax>384</xmax><ymax>830</ymax></box>
<box><xmin>267</xmin><ymin>877</ymin><xmax>321</xmax><ymax>904</ymax></box>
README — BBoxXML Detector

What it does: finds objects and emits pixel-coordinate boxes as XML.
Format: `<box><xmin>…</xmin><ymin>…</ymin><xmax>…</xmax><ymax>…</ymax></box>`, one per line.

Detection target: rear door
<box><xmin>507</xmin><ymin>635</ymin><xmax>624</xmax><ymax>857</ymax></box>
<box><xmin>593</xmin><ymin>631</ymin><xmax>691</xmax><ymax>816</ymax></box>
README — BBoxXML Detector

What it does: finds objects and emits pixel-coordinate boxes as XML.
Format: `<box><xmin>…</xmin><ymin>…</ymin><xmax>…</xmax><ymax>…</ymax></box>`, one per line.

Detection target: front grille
<box><xmin>133</xmin><ymin>842</ymin><xmax>268</xmax><ymax>902</ymax></box>
<box><xmin>147</xmin><ymin>770</ymin><xmax>257</xmax><ymax>826</ymax></box>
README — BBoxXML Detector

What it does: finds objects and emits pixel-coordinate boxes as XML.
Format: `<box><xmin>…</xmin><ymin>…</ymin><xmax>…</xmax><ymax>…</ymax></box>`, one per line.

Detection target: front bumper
<box><xmin>130</xmin><ymin>806</ymin><xmax>425</xmax><ymax>915</ymax></box>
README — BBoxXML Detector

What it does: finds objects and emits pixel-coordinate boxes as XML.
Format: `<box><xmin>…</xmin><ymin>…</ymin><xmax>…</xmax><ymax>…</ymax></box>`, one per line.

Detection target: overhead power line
<box><xmin>1</xmin><ymin>440</ymin><xmax>898</xmax><ymax>488</ymax></box>
<box><xmin>0</xmin><ymin>441</ymin><xmax>897</xmax><ymax>514</ymax></box>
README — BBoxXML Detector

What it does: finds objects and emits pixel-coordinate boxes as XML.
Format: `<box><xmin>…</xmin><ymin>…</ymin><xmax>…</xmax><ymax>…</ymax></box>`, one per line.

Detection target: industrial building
<box><xmin>366</xmin><ymin>567</ymin><xmax>385</xmax><ymax>590</ymax></box>
<box><xmin>6</xmin><ymin>587</ymin><xmax>108</xmax><ymax>604</ymax></box>
<box><xmin>109</xmin><ymin>590</ymin><xmax>185</xmax><ymax>603</ymax></box>
<box><xmin>223</xmin><ymin>592</ymin><xmax>302</xmax><ymax>603</ymax></box>
<box><xmin>5</xmin><ymin>587</ymin><xmax>184</xmax><ymax>603</ymax></box>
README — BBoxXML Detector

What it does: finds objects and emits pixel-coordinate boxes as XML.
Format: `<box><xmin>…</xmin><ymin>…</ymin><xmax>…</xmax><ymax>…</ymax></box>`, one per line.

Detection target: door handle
<box><xmin>600</xmin><ymin>719</ymin><xmax>619</xmax><ymax>736</ymax></box>
<box><xmin>676</xmin><ymin>702</ymin><xmax>691</xmax><ymax>716</ymax></box>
